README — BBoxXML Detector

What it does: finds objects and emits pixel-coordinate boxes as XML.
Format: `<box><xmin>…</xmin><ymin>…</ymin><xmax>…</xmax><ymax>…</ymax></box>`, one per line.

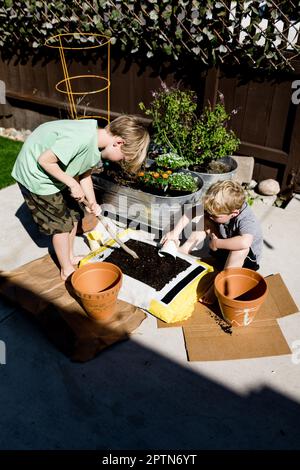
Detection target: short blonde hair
<box><xmin>203</xmin><ymin>180</ymin><xmax>246</xmax><ymax>216</ymax></box>
<box><xmin>107</xmin><ymin>115</ymin><xmax>150</xmax><ymax>172</ymax></box>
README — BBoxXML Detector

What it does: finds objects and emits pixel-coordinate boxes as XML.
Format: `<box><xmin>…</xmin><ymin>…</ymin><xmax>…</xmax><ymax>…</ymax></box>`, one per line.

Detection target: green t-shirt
<box><xmin>12</xmin><ymin>119</ymin><xmax>101</xmax><ymax>195</ymax></box>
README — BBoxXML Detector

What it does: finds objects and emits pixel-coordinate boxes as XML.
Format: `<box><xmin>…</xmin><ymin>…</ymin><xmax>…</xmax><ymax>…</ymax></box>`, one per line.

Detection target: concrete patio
<box><xmin>1</xmin><ymin>183</ymin><xmax>300</xmax><ymax>450</ymax></box>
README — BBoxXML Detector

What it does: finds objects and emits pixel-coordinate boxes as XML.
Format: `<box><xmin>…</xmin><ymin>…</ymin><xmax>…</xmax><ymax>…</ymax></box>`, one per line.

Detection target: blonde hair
<box><xmin>107</xmin><ymin>115</ymin><xmax>150</xmax><ymax>172</ymax></box>
<box><xmin>203</xmin><ymin>180</ymin><xmax>246</xmax><ymax>216</ymax></box>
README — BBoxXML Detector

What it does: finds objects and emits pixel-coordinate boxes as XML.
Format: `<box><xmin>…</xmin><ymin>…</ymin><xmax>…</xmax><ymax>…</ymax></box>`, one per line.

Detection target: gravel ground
<box><xmin>0</xmin><ymin>126</ymin><xmax>31</xmax><ymax>142</ymax></box>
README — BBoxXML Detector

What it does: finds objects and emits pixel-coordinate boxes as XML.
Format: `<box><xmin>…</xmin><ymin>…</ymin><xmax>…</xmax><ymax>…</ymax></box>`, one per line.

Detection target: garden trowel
<box><xmin>79</xmin><ymin>199</ymin><xmax>139</xmax><ymax>259</ymax></box>
<box><xmin>81</xmin><ymin>208</ymin><xmax>99</xmax><ymax>233</ymax></box>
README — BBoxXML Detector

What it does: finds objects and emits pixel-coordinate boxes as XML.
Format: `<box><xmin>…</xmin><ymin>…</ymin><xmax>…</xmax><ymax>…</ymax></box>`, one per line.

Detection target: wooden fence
<box><xmin>204</xmin><ymin>67</ymin><xmax>300</xmax><ymax>189</ymax></box>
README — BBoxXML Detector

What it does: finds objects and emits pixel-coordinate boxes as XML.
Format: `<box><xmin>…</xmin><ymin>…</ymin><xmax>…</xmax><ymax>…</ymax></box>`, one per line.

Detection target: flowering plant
<box><xmin>137</xmin><ymin>169</ymin><xmax>171</xmax><ymax>192</ymax></box>
<box><xmin>137</xmin><ymin>169</ymin><xmax>198</xmax><ymax>193</ymax></box>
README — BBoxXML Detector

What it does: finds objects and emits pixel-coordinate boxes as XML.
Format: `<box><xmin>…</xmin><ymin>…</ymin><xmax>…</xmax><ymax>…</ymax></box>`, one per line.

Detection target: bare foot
<box><xmin>199</xmin><ymin>283</ymin><xmax>217</xmax><ymax>305</ymax></box>
<box><xmin>61</xmin><ymin>267</ymin><xmax>75</xmax><ymax>281</ymax></box>
<box><xmin>70</xmin><ymin>255</ymin><xmax>85</xmax><ymax>265</ymax></box>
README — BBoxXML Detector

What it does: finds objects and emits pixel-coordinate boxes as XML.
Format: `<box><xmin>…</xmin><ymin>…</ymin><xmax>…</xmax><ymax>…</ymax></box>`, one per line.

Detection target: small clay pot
<box><xmin>71</xmin><ymin>262</ymin><xmax>123</xmax><ymax>323</ymax></box>
<box><xmin>214</xmin><ymin>267</ymin><xmax>268</xmax><ymax>327</ymax></box>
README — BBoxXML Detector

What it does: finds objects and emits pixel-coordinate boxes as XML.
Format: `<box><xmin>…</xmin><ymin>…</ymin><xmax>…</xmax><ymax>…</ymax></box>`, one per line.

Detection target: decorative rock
<box><xmin>248</xmin><ymin>179</ymin><xmax>257</xmax><ymax>189</ymax></box>
<box><xmin>258</xmin><ymin>179</ymin><xmax>280</xmax><ymax>196</ymax></box>
<box><xmin>0</xmin><ymin>126</ymin><xmax>31</xmax><ymax>142</ymax></box>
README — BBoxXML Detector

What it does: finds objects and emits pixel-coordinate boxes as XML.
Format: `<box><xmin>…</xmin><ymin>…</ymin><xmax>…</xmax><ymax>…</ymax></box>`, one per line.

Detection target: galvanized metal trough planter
<box><xmin>195</xmin><ymin>156</ymin><xmax>238</xmax><ymax>194</ymax></box>
<box><xmin>92</xmin><ymin>170</ymin><xmax>204</xmax><ymax>234</ymax></box>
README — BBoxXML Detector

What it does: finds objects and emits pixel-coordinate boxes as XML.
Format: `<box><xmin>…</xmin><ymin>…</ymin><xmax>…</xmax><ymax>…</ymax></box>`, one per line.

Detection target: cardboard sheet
<box><xmin>158</xmin><ymin>274</ymin><xmax>299</xmax><ymax>361</ymax></box>
<box><xmin>0</xmin><ymin>255</ymin><xmax>146</xmax><ymax>362</ymax></box>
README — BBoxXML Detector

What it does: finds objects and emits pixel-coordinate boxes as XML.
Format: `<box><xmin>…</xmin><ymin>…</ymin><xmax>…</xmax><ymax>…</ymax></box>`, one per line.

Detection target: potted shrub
<box><xmin>139</xmin><ymin>83</ymin><xmax>240</xmax><ymax>192</ymax></box>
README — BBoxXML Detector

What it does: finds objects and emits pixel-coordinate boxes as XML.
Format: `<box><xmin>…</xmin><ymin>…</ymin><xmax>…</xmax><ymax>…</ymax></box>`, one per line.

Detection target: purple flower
<box><xmin>160</xmin><ymin>80</ymin><xmax>169</xmax><ymax>92</ymax></box>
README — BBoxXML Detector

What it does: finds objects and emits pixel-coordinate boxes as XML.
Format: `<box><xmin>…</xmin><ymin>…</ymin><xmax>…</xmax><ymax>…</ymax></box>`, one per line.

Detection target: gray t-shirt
<box><xmin>218</xmin><ymin>202</ymin><xmax>263</xmax><ymax>262</ymax></box>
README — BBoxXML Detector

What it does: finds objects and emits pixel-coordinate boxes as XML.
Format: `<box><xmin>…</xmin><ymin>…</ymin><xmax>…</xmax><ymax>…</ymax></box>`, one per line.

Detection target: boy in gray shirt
<box><xmin>161</xmin><ymin>180</ymin><xmax>263</xmax><ymax>303</ymax></box>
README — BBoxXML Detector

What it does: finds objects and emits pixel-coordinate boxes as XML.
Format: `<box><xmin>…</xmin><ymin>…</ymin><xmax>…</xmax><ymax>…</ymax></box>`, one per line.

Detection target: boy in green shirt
<box><xmin>12</xmin><ymin>115</ymin><xmax>149</xmax><ymax>280</ymax></box>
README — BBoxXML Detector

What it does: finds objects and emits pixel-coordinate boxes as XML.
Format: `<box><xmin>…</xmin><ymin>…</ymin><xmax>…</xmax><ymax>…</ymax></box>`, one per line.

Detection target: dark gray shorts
<box><xmin>19</xmin><ymin>184</ymin><xmax>81</xmax><ymax>235</ymax></box>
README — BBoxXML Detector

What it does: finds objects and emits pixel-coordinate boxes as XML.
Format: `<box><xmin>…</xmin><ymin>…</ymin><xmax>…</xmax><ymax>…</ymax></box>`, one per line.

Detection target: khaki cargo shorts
<box><xmin>19</xmin><ymin>184</ymin><xmax>81</xmax><ymax>235</ymax></box>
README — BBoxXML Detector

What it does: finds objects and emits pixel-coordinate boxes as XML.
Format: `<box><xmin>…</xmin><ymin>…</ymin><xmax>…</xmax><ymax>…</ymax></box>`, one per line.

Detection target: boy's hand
<box><xmin>208</xmin><ymin>232</ymin><xmax>219</xmax><ymax>251</ymax></box>
<box><xmin>85</xmin><ymin>202</ymin><xmax>102</xmax><ymax>217</ymax></box>
<box><xmin>69</xmin><ymin>181</ymin><xmax>85</xmax><ymax>201</ymax></box>
<box><xmin>160</xmin><ymin>231</ymin><xmax>180</xmax><ymax>247</ymax></box>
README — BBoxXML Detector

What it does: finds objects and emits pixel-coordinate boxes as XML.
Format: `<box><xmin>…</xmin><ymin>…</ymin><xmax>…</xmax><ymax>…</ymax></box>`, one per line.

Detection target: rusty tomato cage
<box><xmin>45</xmin><ymin>32</ymin><xmax>111</xmax><ymax>123</ymax></box>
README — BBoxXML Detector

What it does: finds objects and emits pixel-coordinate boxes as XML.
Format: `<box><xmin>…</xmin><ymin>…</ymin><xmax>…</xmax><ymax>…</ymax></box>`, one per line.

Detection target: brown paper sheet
<box><xmin>0</xmin><ymin>255</ymin><xmax>146</xmax><ymax>362</ymax></box>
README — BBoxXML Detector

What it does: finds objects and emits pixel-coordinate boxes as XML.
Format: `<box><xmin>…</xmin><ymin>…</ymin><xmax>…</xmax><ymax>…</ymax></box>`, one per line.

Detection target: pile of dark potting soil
<box><xmin>105</xmin><ymin>239</ymin><xmax>190</xmax><ymax>291</ymax></box>
<box><xmin>208</xmin><ymin>310</ymin><xmax>232</xmax><ymax>335</ymax></box>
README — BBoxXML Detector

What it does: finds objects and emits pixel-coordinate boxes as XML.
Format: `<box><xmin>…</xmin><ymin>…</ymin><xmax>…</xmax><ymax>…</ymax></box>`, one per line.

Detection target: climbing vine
<box><xmin>0</xmin><ymin>0</ymin><xmax>299</xmax><ymax>72</ymax></box>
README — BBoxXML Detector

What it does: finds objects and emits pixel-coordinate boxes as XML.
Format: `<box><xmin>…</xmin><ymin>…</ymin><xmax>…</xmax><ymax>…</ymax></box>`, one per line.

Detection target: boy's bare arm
<box><xmin>38</xmin><ymin>150</ymin><xmax>84</xmax><ymax>200</ymax></box>
<box><xmin>173</xmin><ymin>213</ymin><xmax>192</xmax><ymax>237</ymax></box>
<box><xmin>78</xmin><ymin>171</ymin><xmax>101</xmax><ymax>216</ymax></box>
<box><xmin>79</xmin><ymin>171</ymin><xmax>96</xmax><ymax>204</ymax></box>
<box><xmin>161</xmin><ymin>213</ymin><xmax>192</xmax><ymax>244</ymax></box>
<box><xmin>209</xmin><ymin>233</ymin><xmax>253</xmax><ymax>251</ymax></box>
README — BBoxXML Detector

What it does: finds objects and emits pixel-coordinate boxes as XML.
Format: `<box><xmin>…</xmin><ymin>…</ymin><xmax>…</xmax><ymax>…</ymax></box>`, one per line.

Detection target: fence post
<box><xmin>203</xmin><ymin>67</ymin><xmax>220</xmax><ymax>108</ymax></box>
<box><xmin>0</xmin><ymin>80</ymin><xmax>6</xmax><ymax>104</ymax></box>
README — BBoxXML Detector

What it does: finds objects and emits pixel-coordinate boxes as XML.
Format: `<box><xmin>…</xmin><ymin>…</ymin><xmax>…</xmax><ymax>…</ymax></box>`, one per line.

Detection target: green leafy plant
<box><xmin>243</xmin><ymin>186</ymin><xmax>264</xmax><ymax>207</ymax></box>
<box><xmin>140</xmin><ymin>84</ymin><xmax>240</xmax><ymax>169</ymax></box>
<box><xmin>246</xmin><ymin>190</ymin><xmax>256</xmax><ymax>206</ymax></box>
<box><xmin>190</xmin><ymin>103</ymin><xmax>240</xmax><ymax>166</ymax></box>
<box><xmin>155</xmin><ymin>152</ymin><xmax>188</xmax><ymax>170</ymax></box>
<box><xmin>139</xmin><ymin>85</ymin><xmax>196</xmax><ymax>159</ymax></box>
<box><xmin>168</xmin><ymin>173</ymin><xmax>199</xmax><ymax>193</ymax></box>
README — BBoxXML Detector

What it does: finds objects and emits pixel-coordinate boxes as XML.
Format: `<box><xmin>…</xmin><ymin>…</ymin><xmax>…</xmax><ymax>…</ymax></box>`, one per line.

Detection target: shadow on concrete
<box><xmin>15</xmin><ymin>202</ymin><xmax>52</xmax><ymax>250</ymax></box>
<box><xmin>0</xmin><ymin>275</ymin><xmax>300</xmax><ymax>451</ymax></box>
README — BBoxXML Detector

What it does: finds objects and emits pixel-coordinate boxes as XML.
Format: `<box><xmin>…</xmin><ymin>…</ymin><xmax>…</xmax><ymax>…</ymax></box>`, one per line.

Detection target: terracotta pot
<box><xmin>214</xmin><ymin>267</ymin><xmax>268</xmax><ymax>327</ymax></box>
<box><xmin>71</xmin><ymin>262</ymin><xmax>123</xmax><ymax>322</ymax></box>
